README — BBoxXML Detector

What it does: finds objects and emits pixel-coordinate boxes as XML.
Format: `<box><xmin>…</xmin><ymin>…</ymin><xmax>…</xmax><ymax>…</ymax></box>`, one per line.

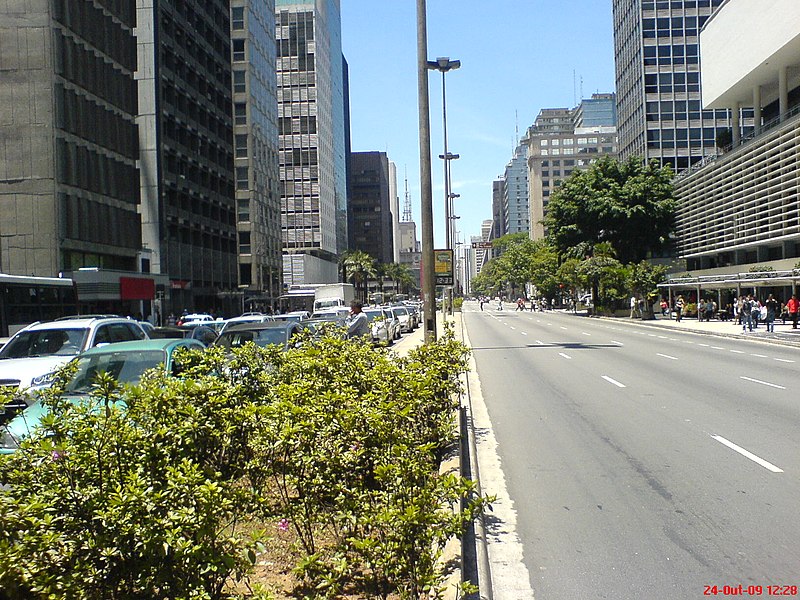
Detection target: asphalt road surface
<box><xmin>463</xmin><ymin>303</ymin><xmax>800</xmax><ymax>600</ymax></box>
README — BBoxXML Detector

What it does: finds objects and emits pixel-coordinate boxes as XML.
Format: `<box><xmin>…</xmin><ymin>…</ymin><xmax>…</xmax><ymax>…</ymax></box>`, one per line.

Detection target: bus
<box><xmin>0</xmin><ymin>274</ymin><xmax>78</xmax><ymax>337</ymax></box>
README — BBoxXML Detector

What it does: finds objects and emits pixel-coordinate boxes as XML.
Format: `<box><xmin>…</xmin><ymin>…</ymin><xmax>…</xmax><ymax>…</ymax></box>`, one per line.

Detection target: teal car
<box><xmin>0</xmin><ymin>338</ymin><xmax>204</xmax><ymax>454</ymax></box>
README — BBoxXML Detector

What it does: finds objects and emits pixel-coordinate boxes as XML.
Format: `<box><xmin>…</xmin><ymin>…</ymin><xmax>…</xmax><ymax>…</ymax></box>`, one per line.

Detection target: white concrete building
<box><xmin>673</xmin><ymin>0</ymin><xmax>800</xmax><ymax>273</ymax></box>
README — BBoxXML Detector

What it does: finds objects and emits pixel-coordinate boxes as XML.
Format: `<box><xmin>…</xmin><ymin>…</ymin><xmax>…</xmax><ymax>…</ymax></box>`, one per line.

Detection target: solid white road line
<box><xmin>602</xmin><ymin>375</ymin><xmax>626</xmax><ymax>388</ymax></box>
<box><xmin>558</xmin><ymin>352</ymin><xmax>572</xmax><ymax>360</ymax></box>
<box><xmin>740</xmin><ymin>376</ymin><xmax>786</xmax><ymax>390</ymax></box>
<box><xmin>711</xmin><ymin>435</ymin><xmax>784</xmax><ymax>473</ymax></box>
<box><xmin>657</xmin><ymin>353</ymin><xmax>678</xmax><ymax>360</ymax></box>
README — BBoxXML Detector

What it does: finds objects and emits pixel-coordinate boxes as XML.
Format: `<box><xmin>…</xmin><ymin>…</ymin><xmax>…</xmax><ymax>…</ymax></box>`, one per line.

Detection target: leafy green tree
<box><xmin>577</xmin><ymin>243</ymin><xmax>626</xmax><ymax>311</ymax></box>
<box><xmin>625</xmin><ymin>260</ymin><xmax>668</xmax><ymax>319</ymax></box>
<box><xmin>544</xmin><ymin>156</ymin><xmax>676</xmax><ymax>264</ymax></box>
<box><xmin>556</xmin><ymin>257</ymin><xmax>586</xmax><ymax>306</ymax></box>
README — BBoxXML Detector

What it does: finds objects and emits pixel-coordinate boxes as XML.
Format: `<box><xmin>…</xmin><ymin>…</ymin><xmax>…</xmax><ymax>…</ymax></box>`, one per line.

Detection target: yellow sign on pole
<box><xmin>434</xmin><ymin>249</ymin><xmax>454</xmax><ymax>285</ymax></box>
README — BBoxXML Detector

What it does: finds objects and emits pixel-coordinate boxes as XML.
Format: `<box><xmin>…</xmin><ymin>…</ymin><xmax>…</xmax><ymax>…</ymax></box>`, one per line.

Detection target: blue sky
<box><xmin>340</xmin><ymin>1</ymin><xmax>617</xmax><ymax>248</ymax></box>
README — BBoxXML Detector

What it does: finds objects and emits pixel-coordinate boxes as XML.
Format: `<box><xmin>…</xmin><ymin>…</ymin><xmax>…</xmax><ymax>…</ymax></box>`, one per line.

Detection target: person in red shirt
<box><xmin>787</xmin><ymin>294</ymin><xmax>800</xmax><ymax>329</ymax></box>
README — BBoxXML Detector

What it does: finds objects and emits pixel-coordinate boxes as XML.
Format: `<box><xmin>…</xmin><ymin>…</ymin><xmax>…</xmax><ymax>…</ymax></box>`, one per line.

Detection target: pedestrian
<box><xmin>630</xmin><ymin>295</ymin><xmax>638</xmax><ymax>318</ymax></box>
<box><xmin>750</xmin><ymin>296</ymin><xmax>761</xmax><ymax>329</ymax></box>
<box><xmin>660</xmin><ymin>298</ymin><xmax>668</xmax><ymax>316</ymax></box>
<box><xmin>479</xmin><ymin>296</ymin><xmax>485</xmax><ymax>311</ymax></box>
<box><xmin>703</xmin><ymin>298</ymin><xmax>714</xmax><ymax>322</ymax></box>
<box><xmin>741</xmin><ymin>295</ymin><xmax>753</xmax><ymax>332</ymax></box>
<box><xmin>516</xmin><ymin>297</ymin><xmax>525</xmax><ymax>311</ymax></box>
<box><xmin>787</xmin><ymin>294</ymin><xmax>799</xmax><ymax>329</ymax></box>
<box><xmin>345</xmin><ymin>300</ymin><xmax>370</xmax><ymax>340</ymax></box>
<box><xmin>498</xmin><ymin>297</ymin><xmax>504</xmax><ymax>311</ymax></box>
<box><xmin>764</xmin><ymin>294</ymin><xmax>779</xmax><ymax>333</ymax></box>
<box><xmin>674</xmin><ymin>295</ymin><xmax>685</xmax><ymax>322</ymax></box>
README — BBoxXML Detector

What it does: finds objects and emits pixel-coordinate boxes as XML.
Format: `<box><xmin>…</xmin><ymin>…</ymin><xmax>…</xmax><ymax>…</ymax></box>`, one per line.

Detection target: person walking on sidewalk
<box><xmin>741</xmin><ymin>295</ymin><xmax>754</xmax><ymax>332</ymax></box>
<box><xmin>765</xmin><ymin>294</ymin><xmax>779</xmax><ymax>333</ymax></box>
<box><xmin>788</xmin><ymin>294</ymin><xmax>799</xmax><ymax>329</ymax></box>
<box><xmin>674</xmin><ymin>295</ymin><xmax>685</xmax><ymax>322</ymax></box>
<box><xmin>630</xmin><ymin>295</ymin><xmax>639</xmax><ymax>318</ymax></box>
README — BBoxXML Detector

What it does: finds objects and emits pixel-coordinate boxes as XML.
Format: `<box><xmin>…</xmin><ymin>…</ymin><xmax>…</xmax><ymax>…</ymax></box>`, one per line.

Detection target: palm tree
<box><xmin>340</xmin><ymin>250</ymin><xmax>376</xmax><ymax>302</ymax></box>
<box><xmin>383</xmin><ymin>262</ymin><xmax>403</xmax><ymax>298</ymax></box>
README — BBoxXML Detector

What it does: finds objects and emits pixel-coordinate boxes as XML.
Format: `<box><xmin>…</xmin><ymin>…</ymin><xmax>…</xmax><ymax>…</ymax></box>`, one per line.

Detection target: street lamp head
<box><xmin>438</xmin><ymin>153</ymin><xmax>460</xmax><ymax>160</ymax></box>
<box><xmin>427</xmin><ymin>57</ymin><xmax>461</xmax><ymax>72</ymax></box>
<box><xmin>448</xmin><ymin>193</ymin><xmax>461</xmax><ymax>199</ymax></box>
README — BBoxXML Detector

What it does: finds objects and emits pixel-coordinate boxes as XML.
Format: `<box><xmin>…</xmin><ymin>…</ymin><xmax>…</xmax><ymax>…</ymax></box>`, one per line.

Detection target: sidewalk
<box><xmin>585</xmin><ymin>310</ymin><xmax>800</xmax><ymax>347</ymax></box>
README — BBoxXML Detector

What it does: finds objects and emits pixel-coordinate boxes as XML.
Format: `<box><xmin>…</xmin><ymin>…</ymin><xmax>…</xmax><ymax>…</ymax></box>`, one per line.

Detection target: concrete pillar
<box><xmin>779</xmin><ymin>66</ymin><xmax>789</xmax><ymax>120</ymax></box>
<box><xmin>753</xmin><ymin>85</ymin><xmax>762</xmax><ymax>135</ymax></box>
<box><xmin>732</xmin><ymin>102</ymin><xmax>741</xmax><ymax>146</ymax></box>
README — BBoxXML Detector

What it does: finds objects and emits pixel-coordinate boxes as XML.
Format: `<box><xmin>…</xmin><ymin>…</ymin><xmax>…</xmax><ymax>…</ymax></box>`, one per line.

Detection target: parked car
<box><xmin>0</xmin><ymin>317</ymin><xmax>149</xmax><ymax>425</ymax></box>
<box><xmin>390</xmin><ymin>306</ymin><xmax>413</xmax><ymax>333</ymax></box>
<box><xmin>177</xmin><ymin>313</ymin><xmax>213</xmax><ymax>325</ymax></box>
<box><xmin>363</xmin><ymin>308</ymin><xmax>396</xmax><ymax>345</ymax></box>
<box><xmin>310</xmin><ymin>307</ymin><xmax>350</xmax><ymax>320</ymax></box>
<box><xmin>213</xmin><ymin>321</ymin><xmax>304</xmax><ymax>352</ymax></box>
<box><xmin>0</xmin><ymin>338</ymin><xmax>204</xmax><ymax>454</ymax></box>
<box><xmin>299</xmin><ymin>316</ymin><xmax>348</xmax><ymax>340</ymax></box>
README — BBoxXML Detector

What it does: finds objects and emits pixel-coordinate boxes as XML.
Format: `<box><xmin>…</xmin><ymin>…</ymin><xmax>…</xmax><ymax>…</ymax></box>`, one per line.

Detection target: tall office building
<box><xmin>137</xmin><ymin>0</ymin><xmax>239</xmax><ymax>314</ymax></box>
<box><xmin>276</xmin><ymin>0</ymin><xmax>347</xmax><ymax>286</ymax></box>
<box><xmin>612</xmin><ymin>0</ymin><xmax>734</xmax><ymax>171</ymax></box>
<box><xmin>388</xmin><ymin>161</ymin><xmax>401</xmax><ymax>263</ymax></box>
<box><xmin>1</xmin><ymin>0</ymin><xmax>141</xmax><ymax>277</ymax></box>
<box><xmin>349</xmin><ymin>152</ymin><xmax>394</xmax><ymax>265</ymax></box>
<box><xmin>526</xmin><ymin>95</ymin><xmax>618</xmax><ymax>240</ymax></box>
<box><xmin>491</xmin><ymin>180</ymin><xmax>505</xmax><ymax>240</ymax></box>
<box><xmin>230</xmin><ymin>0</ymin><xmax>282</xmax><ymax>310</ymax></box>
<box><xmin>502</xmin><ymin>142</ymin><xmax>530</xmax><ymax>235</ymax></box>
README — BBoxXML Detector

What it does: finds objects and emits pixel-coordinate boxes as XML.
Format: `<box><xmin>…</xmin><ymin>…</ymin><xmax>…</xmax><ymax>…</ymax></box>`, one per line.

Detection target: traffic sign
<box><xmin>472</xmin><ymin>242</ymin><xmax>492</xmax><ymax>249</ymax></box>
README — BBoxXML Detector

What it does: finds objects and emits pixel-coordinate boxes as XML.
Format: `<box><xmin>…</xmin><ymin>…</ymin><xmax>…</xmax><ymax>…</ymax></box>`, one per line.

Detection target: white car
<box><xmin>219</xmin><ymin>313</ymin><xmax>274</xmax><ymax>335</ymax></box>
<box><xmin>363</xmin><ymin>308</ymin><xmax>394</xmax><ymax>346</ymax></box>
<box><xmin>390</xmin><ymin>306</ymin><xmax>413</xmax><ymax>333</ymax></box>
<box><xmin>0</xmin><ymin>317</ymin><xmax>149</xmax><ymax>421</ymax></box>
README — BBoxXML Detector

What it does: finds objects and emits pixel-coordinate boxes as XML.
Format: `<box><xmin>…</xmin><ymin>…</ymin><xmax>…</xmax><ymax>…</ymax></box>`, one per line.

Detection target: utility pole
<box><xmin>416</xmin><ymin>0</ymin><xmax>436</xmax><ymax>342</ymax></box>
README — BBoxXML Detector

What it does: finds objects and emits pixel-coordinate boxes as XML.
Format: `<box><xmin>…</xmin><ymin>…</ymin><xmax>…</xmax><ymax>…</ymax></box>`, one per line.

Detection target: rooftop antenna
<box><xmin>402</xmin><ymin>166</ymin><xmax>413</xmax><ymax>222</ymax></box>
<box><xmin>580</xmin><ymin>75</ymin><xmax>584</xmax><ymax>102</ymax></box>
<box><xmin>515</xmin><ymin>109</ymin><xmax>519</xmax><ymax>147</ymax></box>
<box><xmin>573</xmin><ymin>69</ymin><xmax>576</xmax><ymax>106</ymax></box>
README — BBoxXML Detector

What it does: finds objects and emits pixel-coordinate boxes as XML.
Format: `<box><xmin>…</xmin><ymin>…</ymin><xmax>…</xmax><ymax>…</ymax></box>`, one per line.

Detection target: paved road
<box><xmin>463</xmin><ymin>304</ymin><xmax>800</xmax><ymax>600</ymax></box>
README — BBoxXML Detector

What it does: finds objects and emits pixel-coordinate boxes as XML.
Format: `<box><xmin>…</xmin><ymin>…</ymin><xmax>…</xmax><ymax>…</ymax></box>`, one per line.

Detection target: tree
<box><xmin>544</xmin><ymin>156</ymin><xmax>677</xmax><ymax>265</ymax></box>
<box><xmin>625</xmin><ymin>260</ymin><xmax>668</xmax><ymax>320</ymax></box>
<box><xmin>576</xmin><ymin>243</ymin><xmax>625</xmax><ymax>312</ymax></box>
<box><xmin>340</xmin><ymin>250</ymin><xmax>376</xmax><ymax>302</ymax></box>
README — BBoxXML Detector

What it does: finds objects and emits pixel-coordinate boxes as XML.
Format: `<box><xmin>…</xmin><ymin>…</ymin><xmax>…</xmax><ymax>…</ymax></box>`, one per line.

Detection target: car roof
<box><xmin>78</xmin><ymin>338</ymin><xmax>204</xmax><ymax>356</ymax></box>
<box><xmin>221</xmin><ymin>321</ymin><xmax>299</xmax><ymax>332</ymax></box>
<box><xmin>22</xmin><ymin>317</ymin><xmax>139</xmax><ymax>330</ymax></box>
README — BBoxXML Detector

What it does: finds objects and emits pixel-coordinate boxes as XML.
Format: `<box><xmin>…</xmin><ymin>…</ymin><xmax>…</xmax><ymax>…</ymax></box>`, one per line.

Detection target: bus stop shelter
<box><xmin>657</xmin><ymin>269</ymin><xmax>800</xmax><ymax>321</ymax></box>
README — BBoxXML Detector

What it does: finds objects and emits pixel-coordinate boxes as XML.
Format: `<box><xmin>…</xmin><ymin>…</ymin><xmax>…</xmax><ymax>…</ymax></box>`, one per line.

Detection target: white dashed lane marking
<box><xmin>602</xmin><ymin>375</ymin><xmax>626</xmax><ymax>388</ymax></box>
<box><xmin>740</xmin><ymin>376</ymin><xmax>786</xmax><ymax>390</ymax></box>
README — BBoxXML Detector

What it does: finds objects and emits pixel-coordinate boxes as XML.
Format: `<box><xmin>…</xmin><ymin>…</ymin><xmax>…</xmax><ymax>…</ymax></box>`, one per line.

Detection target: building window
<box><xmin>233</xmin><ymin>70</ymin><xmax>245</xmax><ymax>93</ymax></box>
<box><xmin>235</xmin><ymin>134</ymin><xmax>248</xmax><ymax>158</ymax></box>
<box><xmin>232</xmin><ymin>39</ymin><xmax>245</xmax><ymax>62</ymax></box>
<box><xmin>238</xmin><ymin>199</ymin><xmax>250</xmax><ymax>221</ymax></box>
<box><xmin>236</xmin><ymin>166</ymin><xmax>249</xmax><ymax>190</ymax></box>
<box><xmin>234</xmin><ymin>103</ymin><xmax>247</xmax><ymax>125</ymax></box>
<box><xmin>231</xmin><ymin>6</ymin><xmax>244</xmax><ymax>29</ymax></box>
<box><xmin>239</xmin><ymin>231</ymin><xmax>251</xmax><ymax>254</ymax></box>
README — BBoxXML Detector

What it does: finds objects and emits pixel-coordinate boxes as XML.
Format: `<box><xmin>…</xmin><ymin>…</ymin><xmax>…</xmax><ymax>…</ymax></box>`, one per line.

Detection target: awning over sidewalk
<box><xmin>658</xmin><ymin>269</ymin><xmax>800</xmax><ymax>291</ymax></box>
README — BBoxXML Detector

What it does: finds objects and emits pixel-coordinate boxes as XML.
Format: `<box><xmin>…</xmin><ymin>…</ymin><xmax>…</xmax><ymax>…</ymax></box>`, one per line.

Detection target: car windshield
<box><xmin>0</xmin><ymin>328</ymin><xmax>89</xmax><ymax>359</ymax></box>
<box><xmin>363</xmin><ymin>310</ymin><xmax>385</xmax><ymax>322</ymax></box>
<box><xmin>216</xmin><ymin>328</ymin><xmax>288</xmax><ymax>349</ymax></box>
<box><xmin>65</xmin><ymin>349</ymin><xmax>166</xmax><ymax>394</ymax></box>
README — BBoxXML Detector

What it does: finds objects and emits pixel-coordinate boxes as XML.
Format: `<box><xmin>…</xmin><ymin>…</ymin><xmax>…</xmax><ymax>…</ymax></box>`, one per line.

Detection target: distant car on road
<box><xmin>213</xmin><ymin>321</ymin><xmax>304</xmax><ymax>352</ymax></box>
<box><xmin>0</xmin><ymin>338</ymin><xmax>204</xmax><ymax>454</ymax></box>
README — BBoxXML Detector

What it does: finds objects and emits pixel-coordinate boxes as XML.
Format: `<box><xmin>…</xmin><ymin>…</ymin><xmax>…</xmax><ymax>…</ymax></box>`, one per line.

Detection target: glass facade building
<box><xmin>276</xmin><ymin>0</ymin><xmax>347</xmax><ymax>285</ymax></box>
<box><xmin>502</xmin><ymin>143</ymin><xmax>530</xmax><ymax>235</ymax></box>
<box><xmin>612</xmin><ymin>0</ymin><xmax>735</xmax><ymax>171</ymax></box>
<box><xmin>230</xmin><ymin>0</ymin><xmax>283</xmax><ymax>309</ymax></box>
<box><xmin>137</xmin><ymin>0</ymin><xmax>239</xmax><ymax>314</ymax></box>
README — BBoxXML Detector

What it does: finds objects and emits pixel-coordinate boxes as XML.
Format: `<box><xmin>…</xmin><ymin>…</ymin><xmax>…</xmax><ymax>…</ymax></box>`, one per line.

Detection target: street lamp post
<box><xmin>416</xmin><ymin>0</ymin><xmax>437</xmax><ymax>341</ymax></box>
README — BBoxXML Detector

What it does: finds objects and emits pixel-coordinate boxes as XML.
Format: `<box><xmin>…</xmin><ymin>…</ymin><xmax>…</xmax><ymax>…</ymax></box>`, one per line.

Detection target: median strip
<box><xmin>711</xmin><ymin>435</ymin><xmax>784</xmax><ymax>473</ymax></box>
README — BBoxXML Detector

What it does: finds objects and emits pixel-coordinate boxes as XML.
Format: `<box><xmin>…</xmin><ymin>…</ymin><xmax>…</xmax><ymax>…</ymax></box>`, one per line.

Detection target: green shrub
<box><xmin>0</xmin><ymin>331</ymin><xmax>489</xmax><ymax>599</ymax></box>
